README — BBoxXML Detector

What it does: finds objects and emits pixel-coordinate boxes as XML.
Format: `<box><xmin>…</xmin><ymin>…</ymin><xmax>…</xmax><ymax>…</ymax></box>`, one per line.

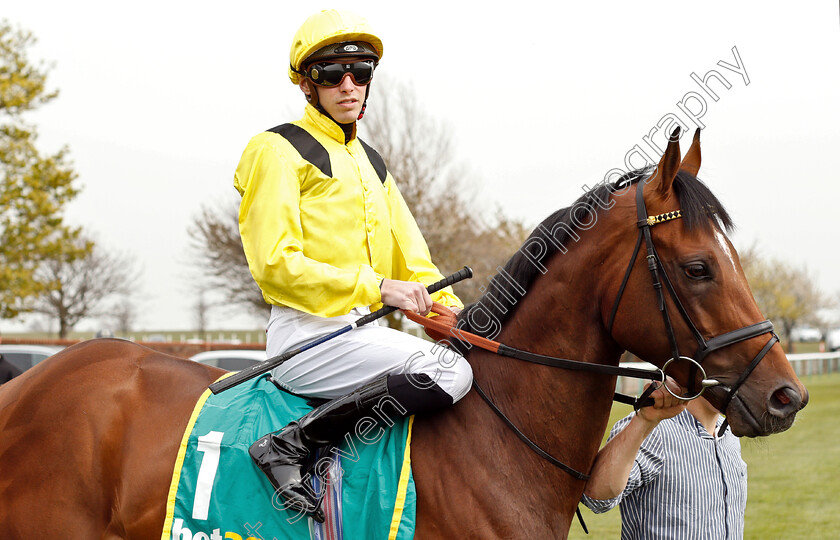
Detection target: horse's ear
<box><xmin>679</xmin><ymin>128</ymin><xmax>702</xmax><ymax>176</ymax></box>
<box><xmin>648</xmin><ymin>127</ymin><xmax>682</xmax><ymax>197</ymax></box>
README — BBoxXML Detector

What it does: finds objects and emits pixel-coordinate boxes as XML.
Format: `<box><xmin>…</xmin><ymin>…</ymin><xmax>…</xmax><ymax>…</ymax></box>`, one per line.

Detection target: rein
<box><xmin>403</xmin><ymin>307</ymin><xmax>665</xmax><ymax>481</ymax></box>
<box><xmin>404</xmin><ymin>175</ymin><xmax>778</xmax><ymax>482</ymax></box>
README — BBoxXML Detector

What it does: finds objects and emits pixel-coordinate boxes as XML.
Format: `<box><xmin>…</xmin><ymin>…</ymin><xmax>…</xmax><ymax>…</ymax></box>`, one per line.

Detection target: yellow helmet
<box><xmin>289</xmin><ymin>10</ymin><xmax>384</xmax><ymax>85</ymax></box>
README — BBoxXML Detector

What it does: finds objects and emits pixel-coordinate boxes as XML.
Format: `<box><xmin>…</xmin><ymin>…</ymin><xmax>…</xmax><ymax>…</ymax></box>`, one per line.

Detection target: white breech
<box><xmin>266</xmin><ymin>305</ymin><xmax>473</xmax><ymax>402</ymax></box>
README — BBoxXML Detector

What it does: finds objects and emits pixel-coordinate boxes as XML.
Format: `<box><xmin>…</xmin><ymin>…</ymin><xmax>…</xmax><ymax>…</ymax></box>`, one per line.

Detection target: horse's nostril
<box><xmin>769</xmin><ymin>387</ymin><xmax>800</xmax><ymax>415</ymax></box>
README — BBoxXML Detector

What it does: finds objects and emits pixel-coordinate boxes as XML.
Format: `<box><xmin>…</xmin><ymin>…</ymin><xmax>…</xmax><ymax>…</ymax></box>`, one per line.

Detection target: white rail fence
<box><xmin>616</xmin><ymin>352</ymin><xmax>840</xmax><ymax>396</ymax></box>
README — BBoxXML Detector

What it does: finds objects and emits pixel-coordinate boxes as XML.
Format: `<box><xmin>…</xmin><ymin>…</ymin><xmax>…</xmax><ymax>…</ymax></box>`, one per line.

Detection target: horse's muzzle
<box><xmin>767</xmin><ymin>385</ymin><xmax>808</xmax><ymax>418</ymax></box>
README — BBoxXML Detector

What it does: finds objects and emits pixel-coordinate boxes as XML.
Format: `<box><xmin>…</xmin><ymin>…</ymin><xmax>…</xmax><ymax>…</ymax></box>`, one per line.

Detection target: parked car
<box><xmin>0</xmin><ymin>344</ymin><xmax>64</xmax><ymax>381</ymax></box>
<box><xmin>826</xmin><ymin>328</ymin><xmax>840</xmax><ymax>352</ymax></box>
<box><xmin>189</xmin><ymin>349</ymin><xmax>266</xmax><ymax>372</ymax></box>
<box><xmin>790</xmin><ymin>326</ymin><xmax>822</xmax><ymax>343</ymax></box>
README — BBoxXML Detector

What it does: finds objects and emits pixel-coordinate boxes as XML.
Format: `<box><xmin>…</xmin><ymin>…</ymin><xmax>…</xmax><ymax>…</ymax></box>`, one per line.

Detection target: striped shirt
<box><xmin>581</xmin><ymin>409</ymin><xmax>747</xmax><ymax>540</ymax></box>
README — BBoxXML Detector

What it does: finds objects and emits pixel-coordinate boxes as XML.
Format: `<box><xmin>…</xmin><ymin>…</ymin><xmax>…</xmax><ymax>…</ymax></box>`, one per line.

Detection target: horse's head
<box><xmin>607</xmin><ymin>129</ymin><xmax>808</xmax><ymax>437</ymax></box>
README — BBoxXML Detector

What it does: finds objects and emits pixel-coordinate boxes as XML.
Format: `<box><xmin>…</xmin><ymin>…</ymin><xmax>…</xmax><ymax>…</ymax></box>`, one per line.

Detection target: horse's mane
<box><xmin>457</xmin><ymin>167</ymin><xmax>734</xmax><ymax>338</ymax></box>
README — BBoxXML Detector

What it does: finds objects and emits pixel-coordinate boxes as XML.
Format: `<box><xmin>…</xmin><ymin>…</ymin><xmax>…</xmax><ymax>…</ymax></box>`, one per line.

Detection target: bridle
<box><xmin>606</xmin><ymin>177</ymin><xmax>779</xmax><ymax>435</ymax></box>
<box><xmin>406</xmin><ymin>173</ymin><xmax>779</xmax><ymax>484</ymax></box>
<box><xmin>408</xmin><ymin>164</ymin><xmax>782</xmax><ymax>534</ymax></box>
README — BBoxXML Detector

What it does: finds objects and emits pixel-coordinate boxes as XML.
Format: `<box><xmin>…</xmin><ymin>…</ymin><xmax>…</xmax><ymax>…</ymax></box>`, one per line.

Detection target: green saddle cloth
<box><xmin>160</xmin><ymin>374</ymin><xmax>416</xmax><ymax>540</ymax></box>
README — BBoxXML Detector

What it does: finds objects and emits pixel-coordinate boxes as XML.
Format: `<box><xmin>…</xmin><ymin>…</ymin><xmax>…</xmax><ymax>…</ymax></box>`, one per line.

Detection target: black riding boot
<box><xmin>249</xmin><ymin>373</ymin><xmax>453</xmax><ymax>521</ymax></box>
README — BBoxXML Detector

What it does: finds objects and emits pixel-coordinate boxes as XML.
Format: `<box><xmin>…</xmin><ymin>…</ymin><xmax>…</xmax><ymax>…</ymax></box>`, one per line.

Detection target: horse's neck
<box><xmin>412</xmin><ymin>248</ymin><xmax>624</xmax><ymax>538</ymax></box>
<box><xmin>481</xmin><ymin>250</ymin><xmax>623</xmax><ymax>475</ymax></box>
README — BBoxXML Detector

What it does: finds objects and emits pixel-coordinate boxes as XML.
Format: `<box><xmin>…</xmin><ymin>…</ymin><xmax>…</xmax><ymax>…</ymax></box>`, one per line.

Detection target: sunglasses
<box><xmin>306</xmin><ymin>60</ymin><xmax>376</xmax><ymax>87</ymax></box>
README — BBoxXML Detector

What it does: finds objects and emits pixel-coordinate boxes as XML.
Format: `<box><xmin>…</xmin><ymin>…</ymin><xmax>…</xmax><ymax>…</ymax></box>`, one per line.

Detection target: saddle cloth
<box><xmin>160</xmin><ymin>373</ymin><xmax>416</xmax><ymax>540</ymax></box>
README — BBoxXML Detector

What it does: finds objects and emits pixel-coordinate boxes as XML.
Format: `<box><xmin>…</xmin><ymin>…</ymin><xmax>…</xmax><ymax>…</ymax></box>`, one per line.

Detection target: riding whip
<box><xmin>209</xmin><ymin>266</ymin><xmax>473</xmax><ymax>394</ymax></box>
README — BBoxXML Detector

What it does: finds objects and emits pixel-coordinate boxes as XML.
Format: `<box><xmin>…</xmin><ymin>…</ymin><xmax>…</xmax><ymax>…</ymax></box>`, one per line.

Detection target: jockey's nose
<box><xmin>339</xmin><ymin>73</ymin><xmax>357</xmax><ymax>91</ymax></box>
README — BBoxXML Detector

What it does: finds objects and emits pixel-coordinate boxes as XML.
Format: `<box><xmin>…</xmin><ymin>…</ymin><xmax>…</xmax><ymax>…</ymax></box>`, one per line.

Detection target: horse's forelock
<box><xmin>672</xmin><ymin>170</ymin><xmax>734</xmax><ymax>233</ymax></box>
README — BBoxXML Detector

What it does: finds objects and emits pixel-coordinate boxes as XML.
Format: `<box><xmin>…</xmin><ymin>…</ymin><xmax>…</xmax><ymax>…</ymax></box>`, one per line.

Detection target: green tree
<box><xmin>739</xmin><ymin>244</ymin><xmax>830</xmax><ymax>351</ymax></box>
<box><xmin>0</xmin><ymin>21</ymin><xmax>85</xmax><ymax>319</ymax></box>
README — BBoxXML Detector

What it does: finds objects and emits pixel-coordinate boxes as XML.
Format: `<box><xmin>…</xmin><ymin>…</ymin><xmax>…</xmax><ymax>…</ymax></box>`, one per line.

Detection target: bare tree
<box><xmin>194</xmin><ymin>292</ymin><xmax>211</xmax><ymax>341</ymax></box>
<box><xmin>188</xmin><ymin>200</ymin><xmax>268</xmax><ymax>318</ymax></box>
<box><xmin>361</xmin><ymin>76</ymin><xmax>529</xmax><ymax>305</ymax></box>
<box><xmin>108</xmin><ymin>294</ymin><xmax>138</xmax><ymax>336</ymax></box>
<box><xmin>32</xmin><ymin>235</ymin><xmax>139</xmax><ymax>338</ymax></box>
<box><xmin>361</xmin><ymin>76</ymin><xmax>465</xmax><ymax>229</ymax></box>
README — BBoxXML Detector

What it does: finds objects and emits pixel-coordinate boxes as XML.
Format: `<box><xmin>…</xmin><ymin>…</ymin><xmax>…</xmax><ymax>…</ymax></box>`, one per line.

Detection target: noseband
<box><xmin>607</xmin><ymin>178</ymin><xmax>779</xmax><ymax>434</ymax></box>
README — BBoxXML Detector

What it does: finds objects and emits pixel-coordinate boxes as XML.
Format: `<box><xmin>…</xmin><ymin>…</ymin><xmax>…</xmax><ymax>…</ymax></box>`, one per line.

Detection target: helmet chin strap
<box><xmin>357</xmin><ymin>84</ymin><xmax>371</xmax><ymax>120</ymax></box>
<box><xmin>304</xmin><ymin>78</ymin><xmax>372</xmax><ymax>123</ymax></box>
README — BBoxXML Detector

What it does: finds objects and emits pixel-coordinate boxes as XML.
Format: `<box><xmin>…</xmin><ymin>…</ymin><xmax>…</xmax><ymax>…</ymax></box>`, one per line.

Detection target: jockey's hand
<box><xmin>449</xmin><ymin>306</ymin><xmax>462</xmax><ymax>316</ymax></box>
<box><xmin>380</xmin><ymin>279</ymin><xmax>433</xmax><ymax>316</ymax></box>
<box><xmin>636</xmin><ymin>376</ymin><xmax>688</xmax><ymax>424</ymax></box>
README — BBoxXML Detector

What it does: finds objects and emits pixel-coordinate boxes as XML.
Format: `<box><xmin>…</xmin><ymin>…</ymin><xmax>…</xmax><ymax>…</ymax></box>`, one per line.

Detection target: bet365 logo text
<box><xmin>171</xmin><ymin>518</ymin><xmax>264</xmax><ymax>540</ymax></box>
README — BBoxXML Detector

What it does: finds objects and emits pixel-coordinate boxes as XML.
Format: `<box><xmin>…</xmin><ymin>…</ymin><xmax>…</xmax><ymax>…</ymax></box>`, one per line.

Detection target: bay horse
<box><xmin>0</xmin><ymin>130</ymin><xmax>807</xmax><ymax>539</ymax></box>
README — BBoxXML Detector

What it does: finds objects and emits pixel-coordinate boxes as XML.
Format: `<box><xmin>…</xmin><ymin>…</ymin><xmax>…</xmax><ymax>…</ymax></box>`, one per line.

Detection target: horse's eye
<box><xmin>684</xmin><ymin>263</ymin><xmax>709</xmax><ymax>280</ymax></box>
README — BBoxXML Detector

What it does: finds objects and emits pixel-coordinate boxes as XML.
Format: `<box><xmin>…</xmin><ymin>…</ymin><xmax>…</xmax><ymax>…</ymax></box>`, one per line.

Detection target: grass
<box><xmin>568</xmin><ymin>372</ymin><xmax>840</xmax><ymax>539</ymax></box>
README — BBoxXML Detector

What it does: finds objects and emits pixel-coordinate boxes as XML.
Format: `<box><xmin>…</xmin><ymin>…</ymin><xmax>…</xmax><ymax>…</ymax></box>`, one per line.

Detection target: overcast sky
<box><xmin>3</xmin><ymin>1</ymin><xmax>839</xmax><ymax>333</ymax></box>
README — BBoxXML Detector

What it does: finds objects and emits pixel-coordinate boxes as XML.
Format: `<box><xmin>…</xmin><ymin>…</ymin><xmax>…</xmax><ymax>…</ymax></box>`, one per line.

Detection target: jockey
<box><xmin>234</xmin><ymin>9</ymin><xmax>473</xmax><ymax>520</ymax></box>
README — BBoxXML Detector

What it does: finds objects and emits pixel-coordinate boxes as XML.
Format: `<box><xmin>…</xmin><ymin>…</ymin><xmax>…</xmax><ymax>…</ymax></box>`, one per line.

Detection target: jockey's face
<box><xmin>299</xmin><ymin>56</ymin><xmax>369</xmax><ymax>124</ymax></box>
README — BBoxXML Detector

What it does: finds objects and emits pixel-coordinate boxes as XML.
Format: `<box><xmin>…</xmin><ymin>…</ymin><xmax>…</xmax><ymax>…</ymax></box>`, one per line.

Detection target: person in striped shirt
<box><xmin>582</xmin><ymin>380</ymin><xmax>748</xmax><ymax>539</ymax></box>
